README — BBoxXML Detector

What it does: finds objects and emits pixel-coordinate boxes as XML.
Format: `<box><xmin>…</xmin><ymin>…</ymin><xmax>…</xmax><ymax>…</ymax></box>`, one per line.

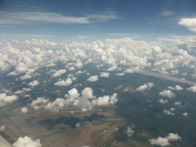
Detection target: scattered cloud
<box><xmin>54</xmin><ymin>78</ymin><xmax>72</xmax><ymax>86</ymax></box>
<box><xmin>168</xmin><ymin>85</ymin><xmax>183</xmax><ymax>91</ymax></box>
<box><xmin>0</xmin><ymin>93</ymin><xmax>18</xmax><ymax>107</ymax></box>
<box><xmin>13</xmin><ymin>136</ymin><xmax>42</xmax><ymax>147</ymax></box>
<box><xmin>150</xmin><ymin>133</ymin><xmax>181</xmax><ymax>147</ymax></box>
<box><xmin>126</xmin><ymin>126</ymin><xmax>134</xmax><ymax>137</ymax></box>
<box><xmin>0</xmin><ymin>10</ymin><xmax>118</xmax><ymax>25</ymax></box>
<box><xmin>159</xmin><ymin>99</ymin><xmax>168</xmax><ymax>104</ymax></box>
<box><xmin>87</xmin><ymin>75</ymin><xmax>99</xmax><ymax>82</ymax></box>
<box><xmin>187</xmin><ymin>85</ymin><xmax>196</xmax><ymax>93</ymax></box>
<box><xmin>136</xmin><ymin>82</ymin><xmax>154</xmax><ymax>92</ymax></box>
<box><xmin>164</xmin><ymin>109</ymin><xmax>175</xmax><ymax>116</ymax></box>
<box><xmin>21</xmin><ymin>106</ymin><xmax>28</xmax><ymax>113</ymax></box>
<box><xmin>52</xmin><ymin>69</ymin><xmax>66</xmax><ymax>77</ymax></box>
<box><xmin>159</xmin><ymin>90</ymin><xmax>175</xmax><ymax>98</ymax></box>
<box><xmin>100</xmin><ymin>72</ymin><xmax>110</xmax><ymax>78</ymax></box>
<box><xmin>28</xmin><ymin>80</ymin><xmax>39</xmax><ymax>87</ymax></box>
<box><xmin>178</xmin><ymin>18</ymin><xmax>196</xmax><ymax>32</ymax></box>
<box><xmin>160</xmin><ymin>10</ymin><xmax>174</xmax><ymax>17</ymax></box>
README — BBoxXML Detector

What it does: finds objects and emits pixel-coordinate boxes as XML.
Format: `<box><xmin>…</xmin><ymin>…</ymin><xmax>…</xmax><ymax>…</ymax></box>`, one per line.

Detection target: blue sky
<box><xmin>0</xmin><ymin>0</ymin><xmax>196</xmax><ymax>41</ymax></box>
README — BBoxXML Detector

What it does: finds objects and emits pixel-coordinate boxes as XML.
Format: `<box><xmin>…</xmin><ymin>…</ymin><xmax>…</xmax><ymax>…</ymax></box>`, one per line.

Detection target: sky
<box><xmin>0</xmin><ymin>0</ymin><xmax>196</xmax><ymax>41</ymax></box>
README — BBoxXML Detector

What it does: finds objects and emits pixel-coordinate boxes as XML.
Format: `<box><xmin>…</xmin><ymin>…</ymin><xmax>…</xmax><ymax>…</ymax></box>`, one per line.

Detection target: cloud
<box><xmin>13</xmin><ymin>136</ymin><xmax>42</xmax><ymax>147</ymax></box>
<box><xmin>0</xmin><ymin>10</ymin><xmax>117</xmax><ymax>25</ymax></box>
<box><xmin>182</xmin><ymin>112</ymin><xmax>188</xmax><ymax>117</ymax></box>
<box><xmin>100</xmin><ymin>72</ymin><xmax>110</xmax><ymax>78</ymax></box>
<box><xmin>0</xmin><ymin>93</ymin><xmax>18</xmax><ymax>107</ymax></box>
<box><xmin>44</xmin><ymin>98</ymin><xmax>66</xmax><ymax>112</ymax></box>
<box><xmin>52</xmin><ymin>69</ymin><xmax>66</xmax><ymax>77</ymax></box>
<box><xmin>21</xmin><ymin>106</ymin><xmax>28</xmax><ymax>113</ymax></box>
<box><xmin>96</xmin><ymin>93</ymin><xmax>118</xmax><ymax>106</ymax></box>
<box><xmin>136</xmin><ymin>82</ymin><xmax>154</xmax><ymax>92</ymax></box>
<box><xmin>126</xmin><ymin>126</ymin><xmax>134</xmax><ymax>137</ymax></box>
<box><xmin>28</xmin><ymin>80</ymin><xmax>39</xmax><ymax>87</ymax></box>
<box><xmin>30</xmin><ymin>97</ymin><xmax>49</xmax><ymax>110</ymax></box>
<box><xmin>1</xmin><ymin>37</ymin><xmax>196</xmax><ymax>84</ymax></box>
<box><xmin>168</xmin><ymin>85</ymin><xmax>183</xmax><ymax>91</ymax></box>
<box><xmin>159</xmin><ymin>90</ymin><xmax>175</xmax><ymax>98</ymax></box>
<box><xmin>163</xmin><ymin>109</ymin><xmax>175</xmax><ymax>116</ymax></box>
<box><xmin>27</xmin><ymin>87</ymin><xmax>118</xmax><ymax>112</ymax></box>
<box><xmin>178</xmin><ymin>18</ymin><xmax>196</xmax><ymax>32</ymax></box>
<box><xmin>187</xmin><ymin>85</ymin><xmax>196</xmax><ymax>93</ymax></box>
<box><xmin>159</xmin><ymin>99</ymin><xmax>168</xmax><ymax>104</ymax></box>
<box><xmin>160</xmin><ymin>10</ymin><xmax>174</xmax><ymax>16</ymax></box>
<box><xmin>77</xmin><ymin>35</ymin><xmax>90</xmax><ymax>39</ymax></box>
<box><xmin>150</xmin><ymin>133</ymin><xmax>181</xmax><ymax>147</ymax></box>
<box><xmin>87</xmin><ymin>75</ymin><xmax>99</xmax><ymax>82</ymax></box>
<box><xmin>54</xmin><ymin>78</ymin><xmax>72</xmax><ymax>86</ymax></box>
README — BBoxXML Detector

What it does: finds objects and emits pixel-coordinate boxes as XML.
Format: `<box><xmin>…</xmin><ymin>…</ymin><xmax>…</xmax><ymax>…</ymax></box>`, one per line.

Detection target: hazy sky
<box><xmin>0</xmin><ymin>0</ymin><xmax>196</xmax><ymax>41</ymax></box>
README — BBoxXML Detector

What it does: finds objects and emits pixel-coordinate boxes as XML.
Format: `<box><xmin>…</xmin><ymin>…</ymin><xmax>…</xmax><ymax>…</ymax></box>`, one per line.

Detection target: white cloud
<box><xmin>159</xmin><ymin>99</ymin><xmax>168</xmax><ymax>104</ymax></box>
<box><xmin>13</xmin><ymin>136</ymin><xmax>42</xmax><ymax>147</ymax></box>
<box><xmin>28</xmin><ymin>80</ymin><xmax>39</xmax><ymax>87</ymax></box>
<box><xmin>168</xmin><ymin>85</ymin><xmax>183</xmax><ymax>91</ymax></box>
<box><xmin>150</xmin><ymin>133</ymin><xmax>181</xmax><ymax>147</ymax></box>
<box><xmin>159</xmin><ymin>90</ymin><xmax>175</xmax><ymax>98</ymax></box>
<box><xmin>54</xmin><ymin>78</ymin><xmax>72</xmax><ymax>86</ymax></box>
<box><xmin>87</xmin><ymin>75</ymin><xmax>98</xmax><ymax>82</ymax></box>
<box><xmin>100</xmin><ymin>72</ymin><xmax>110</xmax><ymax>78</ymax></box>
<box><xmin>0</xmin><ymin>93</ymin><xmax>18</xmax><ymax>107</ymax></box>
<box><xmin>178</xmin><ymin>18</ymin><xmax>196</xmax><ymax>32</ymax></box>
<box><xmin>182</xmin><ymin>112</ymin><xmax>188</xmax><ymax>117</ymax></box>
<box><xmin>126</xmin><ymin>126</ymin><xmax>134</xmax><ymax>137</ymax></box>
<box><xmin>136</xmin><ymin>82</ymin><xmax>154</xmax><ymax>92</ymax></box>
<box><xmin>164</xmin><ymin>109</ymin><xmax>175</xmax><ymax>116</ymax></box>
<box><xmin>21</xmin><ymin>106</ymin><xmax>28</xmax><ymax>113</ymax></box>
<box><xmin>44</xmin><ymin>98</ymin><xmax>66</xmax><ymax>112</ymax></box>
<box><xmin>167</xmin><ymin>133</ymin><xmax>181</xmax><ymax>141</ymax></box>
<box><xmin>0</xmin><ymin>10</ymin><xmax>117</xmax><ymax>25</ymax></box>
<box><xmin>0</xmin><ymin>125</ymin><xmax>5</xmax><ymax>131</ymax></box>
<box><xmin>150</xmin><ymin>137</ymin><xmax>170</xmax><ymax>147</ymax></box>
<box><xmin>160</xmin><ymin>10</ymin><xmax>174</xmax><ymax>16</ymax></box>
<box><xmin>30</xmin><ymin>97</ymin><xmax>49</xmax><ymax>110</ymax></box>
<box><xmin>52</xmin><ymin>69</ymin><xmax>66</xmax><ymax>77</ymax></box>
<box><xmin>96</xmin><ymin>93</ymin><xmax>118</xmax><ymax>106</ymax></box>
<box><xmin>187</xmin><ymin>85</ymin><xmax>196</xmax><ymax>93</ymax></box>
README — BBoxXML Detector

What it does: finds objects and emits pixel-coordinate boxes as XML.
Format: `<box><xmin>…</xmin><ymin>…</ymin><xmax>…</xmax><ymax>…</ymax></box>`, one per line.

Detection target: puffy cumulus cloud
<box><xmin>13</xmin><ymin>136</ymin><xmax>42</xmax><ymax>147</ymax></box>
<box><xmin>159</xmin><ymin>90</ymin><xmax>175</xmax><ymax>98</ymax></box>
<box><xmin>87</xmin><ymin>75</ymin><xmax>99</xmax><ymax>82</ymax></box>
<box><xmin>30</xmin><ymin>97</ymin><xmax>49</xmax><ymax>110</ymax></box>
<box><xmin>126</xmin><ymin>126</ymin><xmax>134</xmax><ymax>137</ymax></box>
<box><xmin>0</xmin><ymin>93</ymin><xmax>18</xmax><ymax>107</ymax></box>
<box><xmin>65</xmin><ymin>87</ymin><xmax>118</xmax><ymax>111</ymax></box>
<box><xmin>27</xmin><ymin>87</ymin><xmax>118</xmax><ymax>112</ymax></box>
<box><xmin>100</xmin><ymin>72</ymin><xmax>110</xmax><ymax>78</ymax></box>
<box><xmin>136</xmin><ymin>82</ymin><xmax>154</xmax><ymax>92</ymax></box>
<box><xmin>28</xmin><ymin>80</ymin><xmax>39</xmax><ymax>87</ymax></box>
<box><xmin>96</xmin><ymin>93</ymin><xmax>118</xmax><ymax>106</ymax></box>
<box><xmin>187</xmin><ymin>85</ymin><xmax>196</xmax><ymax>93</ymax></box>
<box><xmin>159</xmin><ymin>99</ymin><xmax>168</xmax><ymax>104</ymax></box>
<box><xmin>150</xmin><ymin>137</ymin><xmax>170</xmax><ymax>147</ymax></box>
<box><xmin>163</xmin><ymin>109</ymin><xmax>175</xmax><ymax>116</ymax></box>
<box><xmin>0</xmin><ymin>38</ymin><xmax>196</xmax><ymax>79</ymax></box>
<box><xmin>21</xmin><ymin>106</ymin><xmax>28</xmax><ymax>113</ymax></box>
<box><xmin>44</xmin><ymin>98</ymin><xmax>66</xmax><ymax>112</ymax></box>
<box><xmin>54</xmin><ymin>78</ymin><xmax>72</xmax><ymax>86</ymax></box>
<box><xmin>52</xmin><ymin>69</ymin><xmax>66</xmax><ymax>77</ymax></box>
<box><xmin>182</xmin><ymin>112</ymin><xmax>188</xmax><ymax>117</ymax></box>
<box><xmin>168</xmin><ymin>85</ymin><xmax>183</xmax><ymax>91</ymax></box>
<box><xmin>178</xmin><ymin>18</ymin><xmax>196</xmax><ymax>32</ymax></box>
<box><xmin>150</xmin><ymin>133</ymin><xmax>181</xmax><ymax>147</ymax></box>
<box><xmin>0</xmin><ymin>125</ymin><xmax>5</xmax><ymax>131</ymax></box>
